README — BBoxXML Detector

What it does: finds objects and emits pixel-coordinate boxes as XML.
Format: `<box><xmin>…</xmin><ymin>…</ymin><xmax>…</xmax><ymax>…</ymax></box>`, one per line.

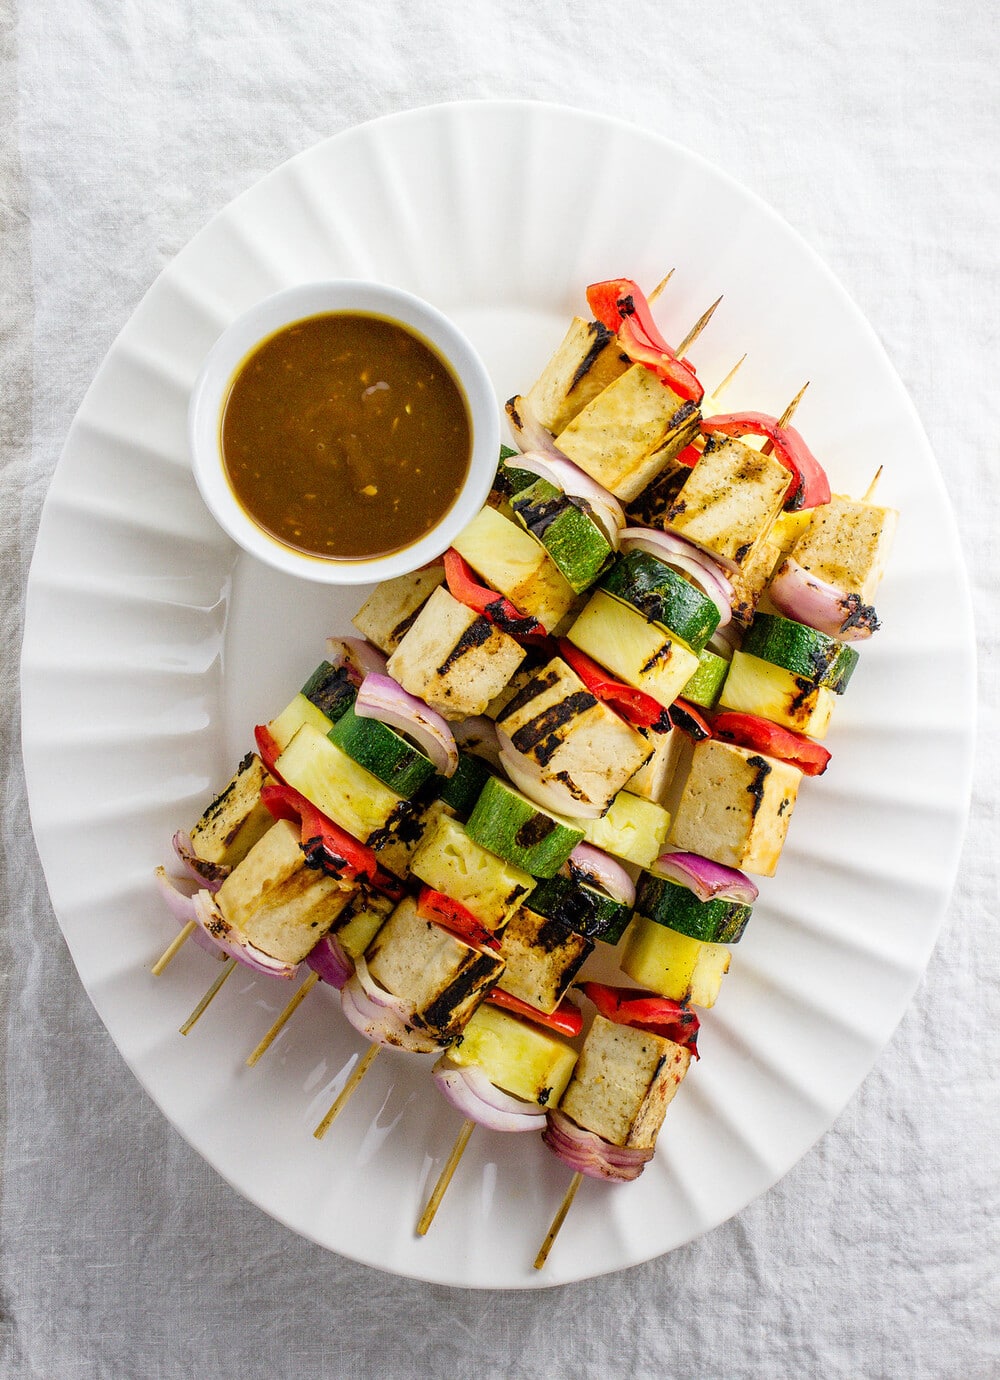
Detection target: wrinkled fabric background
<box><xmin>3</xmin><ymin>1</ymin><xmax>998</xmax><ymax>1376</ymax></box>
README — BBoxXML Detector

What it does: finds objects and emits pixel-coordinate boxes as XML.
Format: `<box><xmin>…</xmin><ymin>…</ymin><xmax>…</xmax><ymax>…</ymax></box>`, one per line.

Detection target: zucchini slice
<box><xmin>512</xmin><ymin>479</ymin><xmax>615</xmax><ymax>593</ymax></box>
<box><xmin>300</xmin><ymin>660</ymin><xmax>357</xmax><ymax>722</ymax></box>
<box><xmin>526</xmin><ymin>873</ymin><xmax>633</xmax><ymax>942</ymax></box>
<box><xmin>633</xmin><ymin>872</ymin><xmax>752</xmax><ymax>944</ymax></box>
<box><xmin>740</xmin><ymin>612</ymin><xmax>859</xmax><ymax>694</ymax></box>
<box><xmin>600</xmin><ymin>550</ymin><xmax>720</xmax><ymax>652</ymax></box>
<box><xmin>620</xmin><ymin>914</ymin><xmax>731</xmax><ymax>1008</ymax></box>
<box><xmin>679</xmin><ymin>646</ymin><xmax>730</xmax><ymax>709</ymax></box>
<box><xmin>435</xmin><ymin>751</ymin><xmax>494</xmax><ymax>821</ymax></box>
<box><xmin>329</xmin><ymin>703</ymin><xmax>437</xmax><ymax>798</ymax></box>
<box><xmin>465</xmin><ymin>776</ymin><xmax>584</xmax><ymax>879</ymax></box>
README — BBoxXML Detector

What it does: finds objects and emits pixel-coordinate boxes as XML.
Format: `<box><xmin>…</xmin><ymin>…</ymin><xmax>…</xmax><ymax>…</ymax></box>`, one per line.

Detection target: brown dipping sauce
<box><xmin>220</xmin><ymin>312</ymin><xmax>472</xmax><ymax>561</ymax></box>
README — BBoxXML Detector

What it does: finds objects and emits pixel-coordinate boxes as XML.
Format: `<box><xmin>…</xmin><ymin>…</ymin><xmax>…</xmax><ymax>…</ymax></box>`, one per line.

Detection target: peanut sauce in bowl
<box><xmin>189</xmin><ymin>282</ymin><xmax>499</xmax><ymax>585</ymax></box>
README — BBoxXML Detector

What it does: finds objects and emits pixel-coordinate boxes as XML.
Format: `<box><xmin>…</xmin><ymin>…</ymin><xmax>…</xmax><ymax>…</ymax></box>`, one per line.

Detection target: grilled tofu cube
<box><xmin>521</xmin><ymin>316</ymin><xmax>630</xmax><ymax>434</ymax></box>
<box><xmin>352</xmin><ymin>565</ymin><xmax>446</xmax><ymax>654</ymax></box>
<box><xmin>216</xmin><ymin>819</ymin><xmax>356</xmax><ymax>964</ymax></box>
<box><xmin>365</xmin><ymin>895</ymin><xmax>505</xmax><ymax>1044</ymax></box>
<box><xmin>719</xmin><ymin>650</ymin><xmax>836</xmax><ymax>739</ymax></box>
<box><xmin>451</xmin><ymin>505</ymin><xmax>577</xmax><ymax>633</ymax></box>
<box><xmin>554</xmin><ymin>365</ymin><xmax>701</xmax><ymax>502</ymax></box>
<box><xmin>668</xmin><ymin>738</ymin><xmax>802</xmax><ymax>877</ymax></box>
<box><xmin>626</xmin><ymin>722</ymin><xmax>684</xmax><ymax>804</ymax></box>
<box><xmin>664</xmin><ymin>437</ymin><xmax>790</xmax><ymax>569</ymax></box>
<box><xmin>274</xmin><ymin>722</ymin><xmax>405</xmax><ymax>845</ymax></box>
<box><xmin>566</xmin><ymin>589</ymin><xmax>700</xmax><ymax>710</ymax></box>
<box><xmin>329</xmin><ymin>887</ymin><xmax>396</xmax><ymax>960</ymax></box>
<box><xmin>447</xmin><ymin>1003</ymin><xmax>577</xmax><ymax>1105</ymax></box>
<box><xmin>496</xmin><ymin>906</ymin><xmax>593</xmax><ymax>1014</ymax></box>
<box><xmin>559</xmin><ymin>1013</ymin><xmax>691</xmax><ymax>1149</ymax></box>
<box><xmin>188</xmin><ymin>752</ymin><xmax>275</xmax><ymax>870</ymax></box>
<box><xmin>411</xmin><ymin>812</ymin><xmax>534</xmax><ymax>932</ymax></box>
<box><xmin>729</xmin><ymin>536</ymin><xmax>782</xmax><ymax>627</ymax></box>
<box><xmin>386</xmin><ymin>585</ymin><xmax>526</xmax><ymax>721</ymax></box>
<box><xmin>496</xmin><ymin>656</ymin><xmax>651</xmax><ymax>816</ymax></box>
<box><xmin>582</xmin><ymin>790</ymin><xmax>671</xmax><ymax>868</ymax></box>
<box><xmin>784</xmin><ymin>493</ymin><xmax>898</xmax><ymax>605</ymax></box>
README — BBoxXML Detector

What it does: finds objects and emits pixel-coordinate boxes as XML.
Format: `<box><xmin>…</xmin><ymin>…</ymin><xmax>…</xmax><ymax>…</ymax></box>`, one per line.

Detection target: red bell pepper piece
<box><xmin>580</xmin><ymin>981</ymin><xmax>700</xmax><ymax>1056</ymax></box>
<box><xmin>557</xmin><ymin>638</ymin><xmax>667</xmax><ymax>730</ymax></box>
<box><xmin>700</xmin><ymin>412</ymin><xmax>831</xmax><ymax>511</ymax></box>
<box><xmin>254</xmin><ymin>723</ymin><xmax>284</xmax><ymax>779</ymax></box>
<box><xmin>676</xmin><ymin>443</ymin><xmax>703</xmax><ymax>468</ymax></box>
<box><xmin>585</xmin><ymin>278</ymin><xmax>704</xmax><ymax>404</ymax></box>
<box><xmin>486</xmin><ymin>988</ymin><xmax>584</xmax><ymax>1038</ymax></box>
<box><xmin>710</xmin><ymin>710</ymin><xmax>831</xmax><ymax>777</ymax></box>
<box><xmin>259</xmin><ymin>780</ymin><xmax>400</xmax><ymax>891</ymax></box>
<box><xmin>416</xmin><ymin>886</ymin><xmax>500</xmax><ymax>951</ymax></box>
<box><xmin>442</xmin><ymin>549</ymin><xmax>545</xmax><ymax>640</ymax></box>
<box><xmin>667</xmin><ymin>697</ymin><xmax>713</xmax><ymax>741</ymax></box>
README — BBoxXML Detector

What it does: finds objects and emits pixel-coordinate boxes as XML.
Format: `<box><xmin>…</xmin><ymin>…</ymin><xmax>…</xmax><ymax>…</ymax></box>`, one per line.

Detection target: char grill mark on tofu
<box><xmin>520</xmin><ymin>317</ymin><xmax>631</xmax><ymax>435</ymax></box>
<box><xmin>508</xmin><ymin>691</ymin><xmax>600</xmax><ymax>766</ymax></box>
<box><xmin>744</xmin><ymin>754</ymin><xmax>771</xmax><ymax>819</ymax></box>
<box><xmin>436</xmin><ymin>617</ymin><xmax>494</xmax><ymax>673</ymax></box>
<box><xmin>497</xmin><ymin>906</ymin><xmax>593</xmax><ymax>1014</ymax></box>
<box><xmin>365</xmin><ymin>896</ymin><xmax>504</xmax><ymax>1044</ymax></box>
<box><xmin>559</xmin><ymin>1014</ymin><xmax>691</xmax><ymax>1148</ymax></box>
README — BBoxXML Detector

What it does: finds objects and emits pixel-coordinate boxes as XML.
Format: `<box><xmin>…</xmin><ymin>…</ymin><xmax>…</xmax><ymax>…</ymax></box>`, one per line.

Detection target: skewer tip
<box><xmin>313</xmin><ymin>1042</ymin><xmax>381</xmax><ymax>1140</ymax></box>
<box><xmin>533</xmin><ymin>1171</ymin><xmax>584</xmax><ymax>1270</ymax></box>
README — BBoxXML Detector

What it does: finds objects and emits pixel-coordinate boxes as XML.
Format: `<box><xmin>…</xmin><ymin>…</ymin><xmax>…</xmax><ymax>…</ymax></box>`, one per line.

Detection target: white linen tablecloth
<box><xmin>3</xmin><ymin>1</ymin><xmax>998</xmax><ymax>1375</ymax></box>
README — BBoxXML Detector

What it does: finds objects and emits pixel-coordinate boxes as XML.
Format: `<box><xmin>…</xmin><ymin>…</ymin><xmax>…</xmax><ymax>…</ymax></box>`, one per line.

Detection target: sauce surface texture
<box><xmin>221</xmin><ymin>312</ymin><xmax>471</xmax><ymax>560</ymax></box>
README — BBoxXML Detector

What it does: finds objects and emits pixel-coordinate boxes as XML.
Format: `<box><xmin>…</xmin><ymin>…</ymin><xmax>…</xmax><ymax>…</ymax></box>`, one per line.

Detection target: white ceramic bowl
<box><xmin>188</xmin><ymin>281</ymin><xmax>499</xmax><ymax>584</ymax></box>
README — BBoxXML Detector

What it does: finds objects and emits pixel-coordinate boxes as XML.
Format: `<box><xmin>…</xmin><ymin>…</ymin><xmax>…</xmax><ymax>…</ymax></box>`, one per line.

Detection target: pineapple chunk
<box><xmin>554</xmin><ymin>365</ymin><xmax>700</xmax><ymax>502</ymax></box>
<box><xmin>567</xmin><ymin>589</ymin><xmax>700</xmax><ymax>710</ymax></box>
<box><xmin>352</xmin><ymin>565</ymin><xmax>446</xmax><ymax>654</ymax></box>
<box><xmin>386</xmin><ymin>585</ymin><xmax>526</xmax><ymax>721</ymax></box>
<box><xmin>188</xmin><ymin>752</ymin><xmax>274</xmax><ymax>869</ymax></box>
<box><xmin>770</xmin><ymin>506</ymin><xmax>813</xmax><ymax>555</ymax></box>
<box><xmin>582</xmin><ymin>791</ymin><xmax>671</xmax><ymax>868</ymax></box>
<box><xmin>496</xmin><ymin>655</ymin><xmax>651</xmax><ymax>815</ymax></box>
<box><xmin>365</xmin><ymin>895</ymin><xmax>505</xmax><ymax>1045</ymax></box>
<box><xmin>451</xmin><ymin>505</ymin><xmax>576</xmax><ymax>633</ymax></box>
<box><xmin>274</xmin><ymin>722</ymin><xmax>404</xmax><ymax>845</ymax></box>
<box><xmin>621</xmin><ymin>914</ymin><xmax>730</xmax><ymax>1008</ymax></box>
<box><xmin>521</xmin><ymin>316</ymin><xmax>630</xmax><ymax>434</ymax></box>
<box><xmin>559</xmin><ymin>1013</ymin><xmax>691</xmax><ymax>1148</ymax></box>
<box><xmin>668</xmin><ymin>738</ymin><xmax>802</xmax><ymax>877</ymax></box>
<box><xmin>664</xmin><ymin>437</ymin><xmax>789</xmax><ymax>568</ymax></box>
<box><xmin>719</xmin><ymin>649</ymin><xmax>835</xmax><ymax>739</ymax></box>
<box><xmin>267</xmin><ymin>693</ymin><xmax>334</xmax><ymax>753</ymax></box>
<box><xmin>448</xmin><ymin>1003</ymin><xmax>577</xmax><ymax>1105</ymax></box>
<box><xmin>497</xmin><ymin>905</ymin><xmax>593</xmax><ymax>1014</ymax></box>
<box><xmin>372</xmin><ymin>798</ymin><xmax>454</xmax><ymax>883</ymax></box>
<box><xmin>216</xmin><ymin>819</ymin><xmax>356</xmax><ymax>964</ymax></box>
<box><xmin>410</xmin><ymin>812</ymin><xmax>534</xmax><ymax>932</ymax></box>
<box><xmin>785</xmin><ymin>493</ymin><xmax>898</xmax><ymax>604</ymax></box>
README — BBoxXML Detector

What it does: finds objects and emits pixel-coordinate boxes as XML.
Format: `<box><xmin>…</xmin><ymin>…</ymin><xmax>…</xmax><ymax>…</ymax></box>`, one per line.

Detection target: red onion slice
<box><xmin>707</xmin><ymin>625</ymin><xmax>739</xmax><ymax>658</ymax></box>
<box><xmin>433</xmin><ymin>1057</ymin><xmax>547</xmax><ymax>1132</ymax></box>
<box><xmin>305</xmin><ymin>932</ymin><xmax>354</xmax><ymax>989</ymax></box>
<box><xmin>187</xmin><ymin>889</ymin><xmax>298</xmax><ymax>979</ymax></box>
<box><xmin>568</xmin><ymin>843</ymin><xmax>636</xmax><ymax>906</ymax></box>
<box><xmin>620</xmin><ymin>527</ymin><xmax>734</xmax><ymax>626</ymax></box>
<box><xmin>768</xmin><ymin>558</ymin><xmax>880</xmax><ymax>642</ymax></box>
<box><xmin>513</xmin><ymin>448</ymin><xmax>626</xmax><ymax>535</ymax></box>
<box><xmin>355</xmin><ymin>672</ymin><xmax>458</xmax><ymax>777</ymax></box>
<box><xmin>339</xmin><ymin>957</ymin><xmax>443</xmax><ymax>1053</ymax></box>
<box><xmin>650</xmin><ymin>851</ymin><xmax>759</xmax><ymax>904</ymax></box>
<box><xmin>505</xmin><ymin>395</ymin><xmax>572</xmax><ymax>462</ymax></box>
<box><xmin>453</xmin><ymin>714</ymin><xmax>501</xmax><ymax>768</ymax></box>
<box><xmin>325</xmin><ymin>636</ymin><xmax>389</xmax><ymax>685</ymax></box>
<box><xmin>154</xmin><ymin>868</ymin><xmax>228</xmax><ymax>958</ymax></box>
<box><xmin>171</xmin><ymin>831</ymin><xmax>229</xmax><ymax>891</ymax></box>
<box><xmin>497</xmin><ymin>732</ymin><xmax>604</xmax><ymax>820</ymax></box>
<box><xmin>543</xmin><ymin>1109</ymin><xmax>653</xmax><ymax>1181</ymax></box>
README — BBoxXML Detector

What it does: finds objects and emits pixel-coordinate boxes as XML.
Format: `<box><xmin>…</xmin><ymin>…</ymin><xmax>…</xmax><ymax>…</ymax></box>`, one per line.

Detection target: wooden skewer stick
<box><xmin>675</xmin><ymin>294</ymin><xmax>723</xmax><ymax>358</ymax></box>
<box><xmin>151</xmin><ymin>920</ymin><xmax>196</xmax><ymax>977</ymax></box>
<box><xmin>863</xmin><ymin>465</ymin><xmax>883</xmax><ymax>502</ymax></box>
<box><xmin>761</xmin><ymin>381</ymin><xmax>809</xmax><ymax>455</ymax></box>
<box><xmin>647</xmin><ymin>268</ymin><xmax>675</xmax><ymax>303</ymax></box>
<box><xmin>533</xmin><ymin>1171</ymin><xmax>584</xmax><ymax>1271</ymax></box>
<box><xmin>313</xmin><ymin>1042</ymin><xmax>380</xmax><ymax>1140</ymax></box>
<box><xmin>705</xmin><ymin>353</ymin><xmax>747</xmax><ymax>410</ymax></box>
<box><xmin>179</xmin><ymin>957</ymin><xmax>237</xmax><ymax>1036</ymax></box>
<box><xmin>416</xmin><ymin>1119</ymin><xmax>476</xmax><ymax>1236</ymax></box>
<box><xmin>246</xmin><ymin>970</ymin><xmax>320</xmax><ymax>1068</ymax></box>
